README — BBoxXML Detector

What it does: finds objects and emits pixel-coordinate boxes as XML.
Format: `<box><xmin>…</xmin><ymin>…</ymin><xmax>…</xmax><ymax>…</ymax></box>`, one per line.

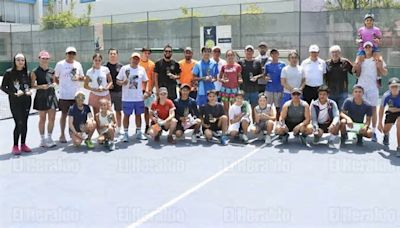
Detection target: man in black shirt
<box><xmin>324</xmin><ymin>45</ymin><xmax>354</xmax><ymax>109</ymax></box>
<box><xmin>174</xmin><ymin>84</ymin><xmax>201</xmax><ymax>143</ymax></box>
<box><xmin>199</xmin><ymin>90</ymin><xmax>229</xmax><ymax>145</ymax></box>
<box><xmin>238</xmin><ymin>45</ymin><xmax>263</xmax><ymax>120</ymax></box>
<box><xmin>154</xmin><ymin>44</ymin><xmax>181</xmax><ymax>100</ymax></box>
<box><xmin>105</xmin><ymin>48</ymin><xmax>124</xmax><ymax>134</ymax></box>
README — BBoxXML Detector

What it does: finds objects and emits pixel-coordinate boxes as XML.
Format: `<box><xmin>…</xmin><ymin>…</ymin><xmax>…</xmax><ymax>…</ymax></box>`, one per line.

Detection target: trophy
<box><xmin>125</xmin><ymin>69</ymin><xmax>130</xmax><ymax>78</ymax></box>
<box><xmin>23</xmin><ymin>84</ymin><xmax>29</xmax><ymax>93</ymax></box>
<box><xmin>70</xmin><ymin>68</ymin><xmax>78</xmax><ymax>81</ymax></box>
<box><xmin>241</xmin><ymin>103</ymin><xmax>247</xmax><ymax>114</ymax></box>
<box><xmin>97</xmin><ymin>77</ymin><xmax>104</xmax><ymax>91</ymax></box>
<box><xmin>79</xmin><ymin>123</ymin><xmax>88</xmax><ymax>139</ymax></box>
<box><xmin>208</xmin><ymin>114</ymin><xmax>216</xmax><ymax>124</ymax></box>
<box><xmin>388</xmin><ymin>99</ymin><xmax>394</xmax><ymax>108</ymax></box>
<box><xmin>249</xmin><ymin>72</ymin><xmax>257</xmax><ymax>82</ymax></box>
<box><xmin>183</xmin><ymin>107</ymin><xmax>189</xmax><ymax>118</ymax></box>
<box><xmin>14</xmin><ymin>80</ymin><xmax>21</xmax><ymax>92</ymax></box>
<box><xmin>313</xmin><ymin>125</ymin><xmax>319</xmax><ymax>135</ymax></box>
<box><xmin>166</xmin><ymin>66</ymin><xmax>173</xmax><ymax>79</ymax></box>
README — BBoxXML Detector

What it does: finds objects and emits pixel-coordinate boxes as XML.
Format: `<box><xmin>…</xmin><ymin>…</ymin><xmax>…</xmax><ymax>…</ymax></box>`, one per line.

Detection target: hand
<box><xmin>25</xmin><ymin>90</ymin><xmax>32</xmax><ymax>96</ymax></box>
<box><xmin>40</xmin><ymin>84</ymin><xmax>49</xmax><ymax>90</ymax></box>
<box><xmin>356</xmin><ymin>38</ymin><xmax>363</xmax><ymax>44</ymax></box>
<box><xmin>168</xmin><ymin>73</ymin><xmax>175</xmax><ymax>79</ymax></box>
<box><xmin>373</xmin><ymin>37</ymin><xmax>380</xmax><ymax>44</ymax></box>
<box><xmin>250</xmin><ymin>76</ymin><xmax>258</xmax><ymax>82</ymax></box>
<box><xmin>378</xmin><ymin>123</ymin><xmax>384</xmax><ymax>133</ymax></box>
<box><xmin>143</xmin><ymin>92</ymin><xmax>149</xmax><ymax>99</ymax></box>
<box><xmin>123</xmin><ymin>79</ymin><xmax>129</xmax><ymax>86</ymax></box>
<box><xmin>205</xmin><ymin>76</ymin><xmax>212</xmax><ymax>82</ymax></box>
<box><xmin>203</xmin><ymin>124</ymin><xmax>210</xmax><ymax>128</ymax></box>
<box><xmin>387</xmin><ymin>107</ymin><xmax>399</xmax><ymax>113</ymax></box>
<box><xmin>180</xmin><ymin>117</ymin><xmax>187</xmax><ymax>123</ymax></box>
<box><xmin>376</xmin><ymin>59</ymin><xmax>383</xmax><ymax>68</ymax></box>
<box><xmin>346</xmin><ymin>119</ymin><xmax>353</xmax><ymax>129</ymax></box>
<box><xmin>15</xmin><ymin>90</ymin><xmax>24</xmax><ymax>97</ymax></box>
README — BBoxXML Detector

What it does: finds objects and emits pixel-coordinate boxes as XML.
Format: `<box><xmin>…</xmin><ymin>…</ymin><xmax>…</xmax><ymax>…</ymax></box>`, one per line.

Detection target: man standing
<box><xmin>211</xmin><ymin>46</ymin><xmax>227</xmax><ymax>96</ymax></box>
<box><xmin>139</xmin><ymin>47</ymin><xmax>155</xmax><ymax>135</ymax></box>
<box><xmin>193</xmin><ymin>46</ymin><xmax>219</xmax><ymax>106</ymax></box>
<box><xmin>354</xmin><ymin>41</ymin><xmax>388</xmax><ymax>142</ymax></box>
<box><xmin>117</xmin><ymin>53</ymin><xmax>149</xmax><ymax>142</ymax></box>
<box><xmin>281</xmin><ymin>50</ymin><xmax>304</xmax><ymax>107</ymax></box>
<box><xmin>378</xmin><ymin>78</ymin><xmax>400</xmax><ymax>156</ymax></box>
<box><xmin>324</xmin><ymin>45</ymin><xmax>353</xmax><ymax>109</ymax></box>
<box><xmin>301</xmin><ymin>44</ymin><xmax>327</xmax><ymax>104</ymax></box>
<box><xmin>105</xmin><ymin>48</ymin><xmax>124</xmax><ymax>135</ymax></box>
<box><xmin>264</xmin><ymin>48</ymin><xmax>286</xmax><ymax>118</ymax></box>
<box><xmin>238</xmin><ymin>45</ymin><xmax>263</xmax><ymax>114</ymax></box>
<box><xmin>179</xmin><ymin>47</ymin><xmax>197</xmax><ymax>99</ymax></box>
<box><xmin>154</xmin><ymin>44</ymin><xmax>181</xmax><ymax>100</ymax></box>
<box><xmin>54</xmin><ymin>46</ymin><xmax>85</xmax><ymax>143</ymax></box>
<box><xmin>255</xmin><ymin>41</ymin><xmax>270</xmax><ymax>93</ymax></box>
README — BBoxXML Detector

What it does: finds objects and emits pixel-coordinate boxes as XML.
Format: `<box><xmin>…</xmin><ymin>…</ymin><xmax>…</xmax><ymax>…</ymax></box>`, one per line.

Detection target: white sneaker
<box><xmin>265</xmin><ymin>135</ymin><xmax>272</xmax><ymax>145</ymax></box>
<box><xmin>191</xmin><ymin>134</ymin><xmax>197</xmax><ymax>143</ymax></box>
<box><xmin>40</xmin><ymin>139</ymin><xmax>48</xmax><ymax>148</ymax></box>
<box><xmin>241</xmin><ymin>134</ymin><xmax>249</xmax><ymax>144</ymax></box>
<box><xmin>47</xmin><ymin>138</ymin><xmax>56</xmax><ymax>148</ymax></box>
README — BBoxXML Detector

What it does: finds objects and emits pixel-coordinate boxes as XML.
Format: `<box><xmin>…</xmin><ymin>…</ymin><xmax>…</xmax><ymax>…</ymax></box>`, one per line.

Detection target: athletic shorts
<box><xmin>88</xmin><ymin>92</ymin><xmax>111</xmax><ymax>110</ymax></box>
<box><xmin>286</xmin><ymin>120</ymin><xmax>303</xmax><ymax>132</ymax></box>
<box><xmin>244</xmin><ymin>92</ymin><xmax>259</xmax><ymax>107</ymax></box>
<box><xmin>110</xmin><ymin>91</ymin><xmax>122</xmax><ymax>112</ymax></box>
<box><xmin>203</xmin><ymin>122</ymin><xmax>221</xmax><ymax>133</ymax></box>
<box><xmin>281</xmin><ymin>93</ymin><xmax>292</xmax><ymax>107</ymax></box>
<box><xmin>228</xmin><ymin>117</ymin><xmax>250</xmax><ymax>133</ymax></box>
<box><xmin>220</xmin><ymin>87</ymin><xmax>239</xmax><ymax>103</ymax></box>
<box><xmin>318</xmin><ymin>122</ymin><xmax>332</xmax><ymax>133</ymax></box>
<box><xmin>385</xmin><ymin>112</ymin><xmax>400</xmax><ymax>124</ymax></box>
<box><xmin>265</xmin><ymin>91</ymin><xmax>283</xmax><ymax>108</ymax></box>
<box><xmin>122</xmin><ymin>101</ymin><xmax>145</xmax><ymax>116</ymax></box>
<box><xmin>59</xmin><ymin>99</ymin><xmax>75</xmax><ymax>114</ymax></box>
<box><xmin>363</xmin><ymin>88</ymin><xmax>379</xmax><ymax>106</ymax></box>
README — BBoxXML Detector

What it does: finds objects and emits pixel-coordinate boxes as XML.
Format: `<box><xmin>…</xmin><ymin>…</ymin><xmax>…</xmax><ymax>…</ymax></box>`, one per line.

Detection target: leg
<box><xmin>144</xmin><ymin>107</ymin><xmax>150</xmax><ymax>129</ymax></box>
<box><xmin>123</xmin><ymin>115</ymin><xmax>130</xmax><ymax>131</ymax></box>
<box><xmin>70</xmin><ymin>132</ymin><xmax>83</xmax><ymax>146</ymax></box>
<box><xmin>301</xmin><ymin>124</ymin><xmax>313</xmax><ymax>136</ymax></box>
<box><xmin>86</xmin><ymin>120</ymin><xmax>97</xmax><ymax>139</ymax></box>
<box><xmin>218</xmin><ymin>115</ymin><xmax>229</xmax><ymax>134</ymax></box>
<box><xmin>135</xmin><ymin>114</ymin><xmax>142</xmax><ymax>129</ymax></box>
<box><xmin>47</xmin><ymin>109</ymin><xmax>56</xmax><ymax>136</ymax></box>
<box><xmin>38</xmin><ymin>111</ymin><xmax>47</xmax><ymax>136</ymax></box>
<box><xmin>175</xmin><ymin>130</ymin><xmax>184</xmax><ymax>138</ymax></box>
<box><xmin>371</xmin><ymin>106</ymin><xmax>377</xmax><ymax>129</ymax></box>
<box><xmin>203</xmin><ymin>129</ymin><xmax>213</xmax><ymax>141</ymax></box>
<box><xmin>359</xmin><ymin>127</ymin><xmax>372</xmax><ymax>138</ymax></box>
<box><xmin>60</xmin><ymin>112</ymin><xmax>67</xmax><ymax>140</ymax></box>
<box><xmin>107</xmin><ymin>126</ymin><xmax>115</xmax><ymax>141</ymax></box>
<box><xmin>115</xmin><ymin>111</ymin><xmax>122</xmax><ymax>129</ymax></box>
<box><xmin>266</xmin><ymin>120</ymin><xmax>274</xmax><ymax>135</ymax></box>
<box><xmin>241</xmin><ymin>119</ymin><xmax>249</xmax><ymax>136</ymax></box>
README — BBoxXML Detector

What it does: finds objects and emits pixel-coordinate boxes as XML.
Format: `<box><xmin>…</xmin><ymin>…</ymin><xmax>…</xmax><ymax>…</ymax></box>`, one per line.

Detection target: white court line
<box><xmin>128</xmin><ymin>146</ymin><xmax>262</xmax><ymax>228</ymax></box>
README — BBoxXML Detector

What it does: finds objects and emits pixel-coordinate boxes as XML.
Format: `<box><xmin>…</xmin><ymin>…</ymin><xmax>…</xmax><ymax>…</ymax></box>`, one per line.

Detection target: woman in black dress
<box><xmin>1</xmin><ymin>53</ymin><xmax>33</xmax><ymax>155</ymax></box>
<box><xmin>31</xmin><ymin>51</ymin><xmax>58</xmax><ymax>148</ymax></box>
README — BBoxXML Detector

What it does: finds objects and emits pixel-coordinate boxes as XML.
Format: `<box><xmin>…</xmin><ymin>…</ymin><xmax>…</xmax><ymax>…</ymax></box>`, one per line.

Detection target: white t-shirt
<box><xmin>229</xmin><ymin>103</ymin><xmax>242</xmax><ymax>121</ymax></box>
<box><xmin>213</xmin><ymin>58</ymin><xmax>227</xmax><ymax>91</ymax></box>
<box><xmin>301</xmin><ymin>58</ymin><xmax>326</xmax><ymax>87</ymax></box>
<box><xmin>317</xmin><ymin>101</ymin><xmax>329</xmax><ymax>124</ymax></box>
<box><xmin>116</xmin><ymin>64</ymin><xmax>148</xmax><ymax>102</ymax></box>
<box><xmin>54</xmin><ymin>60</ymin><xmax>84</xmax><ymax>100</ymax></box>
<box><xmin>281</xmin><ymin>65</ymin><xmax>303</xmax><ymax>93</ymax></box>
<box><xmin>86</xmin><ymin>66</ymin><xmax>110</xmax><ymax>96</ymax></box>
<box><xmin>358</xmin><ymin>57</ymin><xmax>386</xmax><ymax>91</ymax></box>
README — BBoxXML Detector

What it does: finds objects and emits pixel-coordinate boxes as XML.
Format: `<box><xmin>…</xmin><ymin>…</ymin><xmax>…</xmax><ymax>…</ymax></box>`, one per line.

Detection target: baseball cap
<box><xmin>201</xmin><ymin>46</ymin><xmax>212</xmax><ymax>53</ymax></box>
<box><xmin>38</xmin><ymin>50</ymin><xmax>50</xmax><ymax>59</ymax></box>
<box><xmin>130</xmin><ymin>52</ymin><xmax>141</xmax><ymax>59</ymax></box>
<box><xmin>308</xmin><ymin>45</ymin><xmax>319</xmax><ymax>53</ymax></box>
<box><xmin>184</xmin><ymin>47</ymin><xmax>193</xmax><ymax>52</ymax></box>
<box><xmin>388</xmin><ymin>77</ymin><xmax>400</xmax><ymax>86</ymax></box>
<box><xmin>364</xmin><ymin>13</ymin><xmax>374</xmax><ymax>21</ymax></box>
<box><xmin>258</xmin><ymin>42</ymin><xmax>268</xmax><ymax>48</ymax></box>
<box><xmin>180</xmin><ymin>83</ymin><xmax>191</xmax><ymax>90</ymax></box>
<box><xmin>212</xmin><ymin>46</ymin><xmax>221</xmax><ymax>52</ymax></box>
<box><xmin>270</xmin><ymin>48</ymin><xmax>279</xmax><ymax>54</ymax></box>
<box><xmin>291</xmin><ymin>88</ymin><xmax>302</xmax><ymax>95</ymax></box>
<box><xmin>353</xmin><ymin>84</ymin><xmax>364</xmax><ymax>91</ymax></box>
<box><xmin>159</xmin><ymin>87</ymin><xmax>168</xmax><ymax>94</ymax></box>
<box><xmin>363</xmin><ymin>41</ymin><xmax>374</xmax><ymax>48</ymax></box>
<box><xmin>245</xmin><ymin>45</ymin><xmax>254</xmax><ymax>51</ymax></box>
<box><xmin>65</xmin><ymin>46</ymin><xmax>77</xmax><ymax>53</ymax></box>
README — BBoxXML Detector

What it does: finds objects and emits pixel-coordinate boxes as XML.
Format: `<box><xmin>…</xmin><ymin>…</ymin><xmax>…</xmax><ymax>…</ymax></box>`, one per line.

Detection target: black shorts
<box><xmin>286</xmin><ymin>121</ymin><xmax>303</xmax><ymax>132</ymax></box>
<box><xmin>33</xmin><ymin>89</ymin><xmax>59</xmax><ymax>111</ymax></box>
<box><xmin>318</xmin><ymin>122</ymin><xmax>332</xmax><ymax>133</ymax></box>
<box><xmin>176</xmin><ymin>121</ymin><xmax>197</xmax><ymax>132</ymax></box>
<box><xmin>59</xmin><ymin>99</ymin><xmax>75</xmax><ymax>114</ymax></box>
<box><xmin>385</xmin><ymin>112</ymin><xmax>400</xmax><ymax>124</ymax></box>
<box><xmin>202</xmin><ymin>122</ymin><xmax>220</xmax><ymax>133</ymax></box>
<box><xmin>110</xmin><ymin>91</ymin><xmax>122</xmax><ymax>112</ymax></box>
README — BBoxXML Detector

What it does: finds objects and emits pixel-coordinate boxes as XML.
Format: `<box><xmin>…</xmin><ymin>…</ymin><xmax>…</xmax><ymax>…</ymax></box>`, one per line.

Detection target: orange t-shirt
<box><xmin>139</xmin><ymin>59</ymin><xmax>155</xmax><ymax>92</ymax></box>
<box><xmin>178</xmin><ymin>59</ymin><xmax>197</xmax><ymax>87</ymax></box>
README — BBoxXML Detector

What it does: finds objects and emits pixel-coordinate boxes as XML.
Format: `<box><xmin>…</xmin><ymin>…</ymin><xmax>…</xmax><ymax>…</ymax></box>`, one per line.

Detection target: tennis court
<box><xmin>1</xmin><ymin>111</ymin><xmax>400</xmax><ymax>228</ymax></box>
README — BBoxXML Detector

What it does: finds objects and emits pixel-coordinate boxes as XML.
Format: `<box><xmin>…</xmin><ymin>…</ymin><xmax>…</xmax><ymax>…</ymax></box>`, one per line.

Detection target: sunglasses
<box><xmin>364</xmin><ymin>46</ymin><xmax>372</xmax><ymax>49</ymax></box>
<box><xmin>159</xmin><ymin>92</ymin><xmax>167</xmax><ymax>96</ymax></box>
<box><xmin>292</xmin><ymin>93</ymin><xmax>301</xmax><ymax>96</ymax></box>
<box><xmin>67</xmin><ymin>52</ymin><xmax>76</xmax><ymax>55</ymax></box>
<box><xmin>164</xmin><ymin>50</ymin><xmax>172</xmax><ymax>53</ymax></box>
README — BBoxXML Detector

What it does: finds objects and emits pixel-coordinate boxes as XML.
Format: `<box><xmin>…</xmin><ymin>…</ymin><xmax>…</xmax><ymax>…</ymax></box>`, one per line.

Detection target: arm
<box><xmin>377</xmin><ymin>60</ymin><xmax>388</xmax><ymax>76</ymax></box>
<box><xmin>68</xmin><ymin>116</ymin><xmax>79</xmax><ymax>135</ymax></box>
<box><xmin>279</xmin><ymin>103</ymin><xmax>288</xmax><ymax>122</ymax></box>
<box><xmin>310</xmin><ymin>103</ymin><xmax>318</xmax><ymax>128</ymax></box>
<box><xmin>378</xmin><ymin>104</ymin><xmax>385</xmax><ymax>132</ymax></box>
<box><xmin>301</xmin><ymin>103</ymin><xmax>311</xmax><ymax>126</ymax></box>
<box><xmin>237</xmin><ymin>72</ymin><xmax>243</xmax><ymax>84</ymax></box>
<box><xmin>153</xmin><ymin>72</ymin><xmax>159</xmax><ymax>94</ymax></box>
<box><xmin>106</xmin><ymin>73</ymin><xmax>113</xmax><ymax>90</ymax></box>
<box><xmin>1</xmin><ymin>71</ymin><xmax>11</xmax><ymax>95</ymax></box>
<box><xmin>331</xmin><ymin>101</ymin><xmax>340</xmax><ymax>126</ymax></box>
<box><xmin>254</xmin><ymin>108</ymin><xmax>260</xmax><ymax>124</ymax></box>
<box><xmin>265</xmin><ymin>105</ymin><xmax>276</xmax><ymax>121</ymax></box>
<box><xmin>83</xmin><ymin>76</ymin><xmax>94</xmax><ymax>91</ymax></box>
<box><xmin>165</xmin><ymin>108</ymin><xmax>176</xmax><ymax>122</ymax></box>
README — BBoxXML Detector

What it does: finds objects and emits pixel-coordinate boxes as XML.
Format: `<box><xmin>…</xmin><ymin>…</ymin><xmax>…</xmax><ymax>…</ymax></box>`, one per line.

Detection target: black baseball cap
<box><xmin>141</xmin><ymin>47</ymin><xmax>152</xmax><ymax>53</ymax></box>
<box><xmin>270</xmin><ymin>48</ymin><xmax>279</xmax><ymax>54</ymax></box>
<box><xmin>258</xmin><ymin>42</ymin><xmax>268</xmax><ymax>48</ymax></box>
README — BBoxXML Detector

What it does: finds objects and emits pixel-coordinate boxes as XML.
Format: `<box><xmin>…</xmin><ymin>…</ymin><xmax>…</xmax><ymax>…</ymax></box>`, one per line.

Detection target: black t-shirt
<box><xmin>1</xmin><ymin>68</ymin><xmax>31</xmax><ymax>99</ymax></box>
<box><xmin>68</xmin><ymin>104</ymin><xmax>92</xmax><ymax>132</ymax></box>
<box><xmin>154</xmin><ymin>59</ymin><xmax>181</xmax><ymax>88</ymax></box>
<box><xmin>174</xmin><ymin>97</ymin><xmax>199</xmax><ymax>120</ymax></box>
<box><xmin>238</xmin><ymin>59</ymin><xmax>263</xmax><ymax>93</ymax></box>
<box><xmin>105</xmin><ymin>62</ymin><xmax>123</xmax><ymax>92</ymax></box>
<box><xmin>200</xmin><ymin>103</ymin><xmax>225</xmax><ymax>124</ymax></box>
<box><xmin>325</xmin><ymin>58</ymin><xmax>353</xmax><ymax>96</ymax></box>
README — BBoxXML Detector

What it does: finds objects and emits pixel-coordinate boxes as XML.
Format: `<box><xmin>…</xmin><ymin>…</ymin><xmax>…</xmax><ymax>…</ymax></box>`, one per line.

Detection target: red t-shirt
<box><xmin>221</xmin><ymin>63</ymin><xmax>241</xmax><ymax>89</ymax></box>
<box><xmin>151</xmin><ymin>99</ymin><xmax>175</xmax><ymax>120</ymax></box>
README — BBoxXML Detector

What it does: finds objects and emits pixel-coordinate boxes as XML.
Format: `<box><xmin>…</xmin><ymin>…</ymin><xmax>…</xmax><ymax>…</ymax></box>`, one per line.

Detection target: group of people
<box><xmin>1</xmin><ymin>13</ymin><xmax>399</xmax><ymax>156</ymax></box>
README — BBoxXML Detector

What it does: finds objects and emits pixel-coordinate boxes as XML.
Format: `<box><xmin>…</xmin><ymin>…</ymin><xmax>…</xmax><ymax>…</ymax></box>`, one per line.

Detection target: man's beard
<box><xmin>164</xmin><ymin>54</ymin><xmax>172</xmax><ymax>59</ymax></box>
<box><xmin>185</xmin><ymin>56</ymin><xmax>191</xmax><ymax>61</ymax></box>
<box><xmin>260</xmin><ymin>51</ymin><xmax>266</xmax><ymax>55</ymax></box>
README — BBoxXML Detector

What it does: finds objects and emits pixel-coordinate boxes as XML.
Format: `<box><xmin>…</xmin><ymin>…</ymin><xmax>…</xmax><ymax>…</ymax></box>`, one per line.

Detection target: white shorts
<box><xmin>228</xmin><ymin>117</ymin><xmax>250</xmax><ymax>133</ymax></box>
<box><xmin>363</xmin><ymin>88</ymin><xmax>379</xmax><ymax>106</ymax></box>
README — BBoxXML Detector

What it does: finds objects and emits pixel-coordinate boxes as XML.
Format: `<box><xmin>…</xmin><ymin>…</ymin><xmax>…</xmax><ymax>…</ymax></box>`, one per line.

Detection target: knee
<box><xmin>204</xmin><ymin>130</ymin><xmax>212</xmax><ymax>139</ymax></box>
<box><xmin>175</xmin><ymin>130</ymin><xmax>183</xmax><ymax>137</ymax></box>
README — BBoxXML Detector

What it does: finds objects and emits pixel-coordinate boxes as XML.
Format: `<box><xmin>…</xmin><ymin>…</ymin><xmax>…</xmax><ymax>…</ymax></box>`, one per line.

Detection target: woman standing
<box><xmin>31</xmin><ymin>51</ymin><xmax>58</xmax><ymax>148</ymax></box>
<box><xmin>1</xmin><ymin>53</ymin><xmax>33</xmax><ymax>155</ymax></box>
<box><xmin>84</xmin><ymin>53</ymin><xmax>113</xmax><ymax>115</ymax></box>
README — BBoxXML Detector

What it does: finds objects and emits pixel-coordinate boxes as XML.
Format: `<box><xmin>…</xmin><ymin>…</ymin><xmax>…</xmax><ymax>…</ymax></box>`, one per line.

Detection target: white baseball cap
<box><xmin>245</xmin><ymin>45</ymin><xmax>254</xmax><ymax>50</ymax></box>
<box><xmin>363</xmin><ymin>41</ymin><xmax>374</xmax><ymax>48</ymax></box>
<box><xmin>65</xmin><ymin>46</ymin><xmax>77</xmax><ymax>53</ymax></box>
<box><xmin>308</xmin><ymin>44</ymin><xmax>320</xmax><ymax>53</ymax></box>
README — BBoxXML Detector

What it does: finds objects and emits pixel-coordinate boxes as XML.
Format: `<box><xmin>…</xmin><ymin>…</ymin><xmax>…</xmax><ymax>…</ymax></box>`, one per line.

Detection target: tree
<box><xmin>42</xmin><ymin>0</ymin><xmax>92</xmax><ymax>29</ymax></box>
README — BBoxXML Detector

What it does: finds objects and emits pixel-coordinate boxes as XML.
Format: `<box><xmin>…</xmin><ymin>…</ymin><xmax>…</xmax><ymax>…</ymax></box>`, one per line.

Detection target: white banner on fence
<box><xmin>200</xmin><ymin>25</ymin><xmax>232</xmax><ymax>53</ymax></box>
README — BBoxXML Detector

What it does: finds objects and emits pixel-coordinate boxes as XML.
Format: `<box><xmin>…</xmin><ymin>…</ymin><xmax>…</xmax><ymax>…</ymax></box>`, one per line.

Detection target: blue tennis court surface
<box><xmin>1</xmin><ymin>112</ymin><xmax>400</xmax><ymax>228</ymax></box>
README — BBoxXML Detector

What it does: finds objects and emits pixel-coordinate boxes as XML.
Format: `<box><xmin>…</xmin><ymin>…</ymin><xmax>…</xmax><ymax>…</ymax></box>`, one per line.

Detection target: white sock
<box><xmin>47</xmin><ymin>133</ymin><xmax>52</xmax><ymax>139</ymax></box>
<box><xmin>40</xmin><ymin>135</ymin><xmax>45</xmax><ymax>140</ymax></box>
<box><xmin>124</xmin><ymin>128</ymin><xmax>128</xmax><ymax>133</ymax></box>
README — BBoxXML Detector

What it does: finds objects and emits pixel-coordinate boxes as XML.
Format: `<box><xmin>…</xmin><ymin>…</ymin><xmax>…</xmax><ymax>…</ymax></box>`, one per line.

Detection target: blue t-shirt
<box><xmin>68</xmin><ymin>104</ymin><xmax>92</xmax><ymax>132</ymax></box>
<box><xmin>382</xmin><ymin>91</ymin><xmax>400</xmax><ymax>108</ymax></box>
<box><xmin>192</xmin><ymin>59</ymin><xmax>219</xmax><ymax>96</ymax></box>
<box><xmin>174</xmin><ymin>97</ymin><xmax>200</xmax><ymax>119</ymax></box>
<box><xmin>264</xmin><ymin>61</ymin><xmax>285</xmax><ymax>92</ymax></box>
<box><xmin>342</xmin><ymin>98</ymin><xmax>372</xmax><ymax>123</ymax></box>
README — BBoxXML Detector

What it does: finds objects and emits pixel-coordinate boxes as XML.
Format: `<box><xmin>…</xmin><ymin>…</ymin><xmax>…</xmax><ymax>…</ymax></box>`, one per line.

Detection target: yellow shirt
<box><xmin>179</xmin><ymin>59</ymin><xmax>197</xmax><ymax>90</ymax></box>
<box><xmin>139</xmin><ymin>59</ymin><xmax>155</xmax><ymax>92</ymax></box>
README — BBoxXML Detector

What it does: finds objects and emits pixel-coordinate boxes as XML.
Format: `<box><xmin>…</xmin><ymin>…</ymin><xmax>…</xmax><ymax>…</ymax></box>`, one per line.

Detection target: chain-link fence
<box><xmin>0</xmin><ymin>1</ymin><xmax>400</xmax><ymax>119</ymax></box>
